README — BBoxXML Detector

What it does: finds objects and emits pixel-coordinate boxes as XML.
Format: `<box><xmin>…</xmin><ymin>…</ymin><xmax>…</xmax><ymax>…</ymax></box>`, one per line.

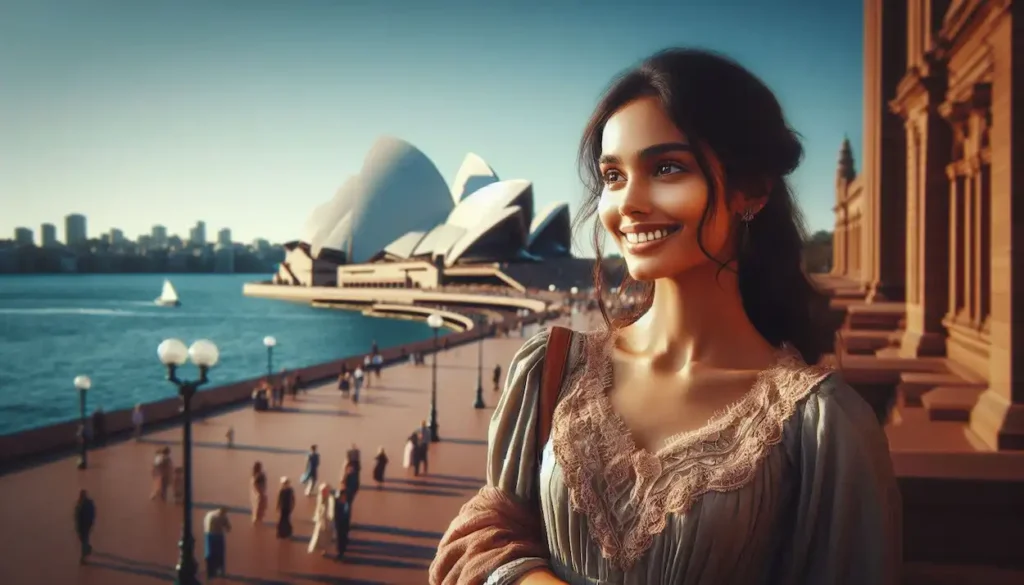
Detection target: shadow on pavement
<box><xmin>439</xmin><ymin>437</ymin><xmax>487</xmax><ymax>446</ymax></box>
<box><xmin>354</xmin><ymin>523</ymin><xmax>444</xmax><ymax>541</ymax></box>
<box><xmin>387</xmin><ymin>477</ymin><xmax>484</xmax><ymax>491</ymax></box>
<box><xmin>142</xmin><ymin>438</ymin><xmax>308</xmax><ymax>455</ymax></box>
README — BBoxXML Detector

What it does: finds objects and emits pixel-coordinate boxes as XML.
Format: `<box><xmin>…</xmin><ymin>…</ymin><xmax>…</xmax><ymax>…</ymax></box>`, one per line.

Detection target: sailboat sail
<box><xmin>160</xmin><ymin>280</ymin><xmax>179</xmax><ymax>303</ymax></box>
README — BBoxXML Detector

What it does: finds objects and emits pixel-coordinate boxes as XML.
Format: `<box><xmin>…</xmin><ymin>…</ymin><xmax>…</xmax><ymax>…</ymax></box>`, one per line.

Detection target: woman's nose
<box><xmin>618</xmin><ymin>179</ymin><xmax>652</xmax><ymax>217</ymax></box>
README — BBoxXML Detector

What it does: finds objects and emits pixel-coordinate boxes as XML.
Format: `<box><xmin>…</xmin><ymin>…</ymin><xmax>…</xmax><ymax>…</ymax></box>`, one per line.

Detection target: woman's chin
<box><xmin>625</xmin><ymin>258</ymin><xmax>675</xmax><ymax>282</ymax></box>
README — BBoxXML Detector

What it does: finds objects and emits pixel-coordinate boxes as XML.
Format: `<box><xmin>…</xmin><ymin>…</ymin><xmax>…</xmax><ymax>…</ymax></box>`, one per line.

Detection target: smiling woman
<box><xmin>430</xmin><ymin>48</ymin><xmax>901</xmax><ymax>585</ymax></box>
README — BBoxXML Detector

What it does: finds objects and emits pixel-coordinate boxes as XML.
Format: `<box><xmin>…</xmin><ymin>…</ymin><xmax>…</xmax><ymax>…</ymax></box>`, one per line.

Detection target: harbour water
<box><xmin>0</xmin><ymin>274</ymin><xmax>435</xmax><ymax>435</ymax></box>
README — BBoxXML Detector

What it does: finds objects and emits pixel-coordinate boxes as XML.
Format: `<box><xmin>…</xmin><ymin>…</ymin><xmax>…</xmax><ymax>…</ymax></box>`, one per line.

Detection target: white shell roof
<box><xmin>527</xmin><ymin>202</ymin><xmax>571</xmax><ymax>248</ymax></box>
<box><xmin>445</xmin><ymin>205</ymin><xmax>527</xmax><ymax>267</ymax></box>
<box><xmin>382</xmin><ymin>231</ymin><xmax>427</xmax><ymax>259</ymax></box>
<box><xmin>412</xmin><ymin>223</ymin><xmax>467</xmax><ymax>258</ymax></box>
<box><xmin>450</xmin><ymin>153</ymin><xmax>499</xmax><ymax>204</ymax></box>
<box><xmin>446</xmin><ymin>179</ymin><xmax>533</xmax><ymax>232</ymax></box>
<box><xmin>310</xmin><ymin>137</ymin><xmax>454</xmax><ymax>264</ymax></box>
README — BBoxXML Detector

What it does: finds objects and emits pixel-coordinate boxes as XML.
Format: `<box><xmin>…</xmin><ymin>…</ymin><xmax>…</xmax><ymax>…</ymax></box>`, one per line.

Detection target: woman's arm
<box><xmin>513</xmin><ymin>568</ymin><xmax>567</xmax><ymax>585</ymax></box>
<box><xmin>430</xmin><ymin>331</ymin><xmax>558</xmax><ymax>585</ymax></box>
<box><xmin>777</xmin><ymin>377</ymin><xmax>902</xmax><ymax>584</ymax></box>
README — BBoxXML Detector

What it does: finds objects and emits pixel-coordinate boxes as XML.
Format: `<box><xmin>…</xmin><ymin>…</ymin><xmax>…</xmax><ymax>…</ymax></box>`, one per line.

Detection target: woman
<box><xmin>276</xmin><ymin>476</ymin><xmax>295</xmax><ymax>538</ymax></box>
<box><xmin>403</xmin><ymin>432</ymin><xmax>419</xmax><ymax>476</ymax></box>
<box><xmin>372</xmin><ymin>446</ymin><xmax>389</xmax><ymax>489</ymax></box>
<box><xmin>307</xmin><ymin>483</ymin><xmax>334</xmax><ymax>556</ymax></box>
<box><xmin>430</xmin><ymin>49</ymin><xmax>901</xmax><ymax>585</ymax></box>
<box><xmin>250</xmin><ymin>461</ymin><xmax>268</xmax><ymax>525</ymax></box>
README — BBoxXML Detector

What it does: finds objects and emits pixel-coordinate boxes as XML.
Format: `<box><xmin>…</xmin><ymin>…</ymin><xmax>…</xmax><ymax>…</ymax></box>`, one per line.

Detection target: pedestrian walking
<box><xmin>416</xmin><ymin>430</ymin><xmax>430</xmax><ymax>475</ymax></box>
<box><xmin>203</xmin><ymin>506</ymin><xmax>231</xmax><ymax>579</ymax></box>
<box><xmin>371</xmin><ymin>352</ymin><xmax>383</xmax><ymax>381</ymax></box>
<box><xmin>492</xmin><ymin>364</ymin><xmax>502</xmax><ymax>392</ymax></box>
<box><xmin>403</xmin><ymin>432</ymin><xmax>420</xmax><ymax>476</ymax></box>
<box><xmin>372</xmin><ymin>446</ymin><xmax>388</xmax><ymax>489</ymax></box>
<box><xmin>74</xmin><ymin>490</ymin><xmax>96</xmax><ymax>565</ymax></box>
<box><xmin>307</xmin><ymin>483</ymin><xmax>333</xmax><ymax>556</ymax></box>
<box><xmin>131</xmin><ymin>404</ymin><xmax>144</xmax><ymax>440</ymax></box>
<box><xmin>352</xmin><ymin>367</ymin><xmax>364</xmax><ymax>403</ymax></box>
<box><xmin>362</xmin><ymin>356</ymin><xmax>372</xmax><ymax>388</ymax></box>
<box><xmin>300</xmin><ymin>445</ymin><xmax>320</xmax><ymax>496</ymax></box>
<box><xmin>342</xmin><ymin>461</ymin><xmax>360</xmax><ymax>506</ymax></box>
<box><xmin>276</xmin><ymin>477</ymin><xmax>295</xmax><ymax>539</ymax></box>
<box><xmin>251</xmin><ymin>461</ymin><xmax>268</xmax><ymax>524</ymax></box>
<box><xmin>331</xmin><ymin>487</ymin><xmax>353</xmax><ymax>560</ymax></box>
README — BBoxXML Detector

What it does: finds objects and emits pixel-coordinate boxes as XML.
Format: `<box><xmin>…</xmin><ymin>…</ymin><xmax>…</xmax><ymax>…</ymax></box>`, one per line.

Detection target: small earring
<box><xmin>741</xmin><ymin>207</ymin><xmax>756</xmax><ymax>222</ymax></box>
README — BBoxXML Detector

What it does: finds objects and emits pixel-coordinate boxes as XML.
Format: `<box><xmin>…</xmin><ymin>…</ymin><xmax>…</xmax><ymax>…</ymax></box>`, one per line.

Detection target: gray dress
<box><xmin>484</xmin><ymin>330</ymin><xmax>902</xmax><ymax>585</ymax></box>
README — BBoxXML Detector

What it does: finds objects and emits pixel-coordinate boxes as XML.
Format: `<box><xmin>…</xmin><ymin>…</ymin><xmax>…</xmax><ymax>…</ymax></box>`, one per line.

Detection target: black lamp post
<box><xmin>74</xmin><ymin>375</ymin><xmax>91</xmax><ymax>470</ymax></box>
<box><xmin>158</xmin><ymin>337</ymin><xmax>219</xmax><ymax>585</ymax></box>
<box><xmin>263</xmin><ymin>335</ymin><xmax>276</xmax><ymax>377</ymax></box>
<box><xmin>426</xmin><ymin>313</ymin><xmax>443</xmax><ymax>442</ymax></box>
<box><xmin>473</xmin><ymin>315</ymin><xmax>486</xmax><ymax>409</ymax></box>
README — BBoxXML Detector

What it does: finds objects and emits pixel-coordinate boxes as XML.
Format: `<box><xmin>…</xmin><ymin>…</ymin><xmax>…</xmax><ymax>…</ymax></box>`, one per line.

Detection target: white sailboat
<box><xmin>154</xmin><ymin>279</ymin><xmax>181</xmax><ymax>307</ymax></box>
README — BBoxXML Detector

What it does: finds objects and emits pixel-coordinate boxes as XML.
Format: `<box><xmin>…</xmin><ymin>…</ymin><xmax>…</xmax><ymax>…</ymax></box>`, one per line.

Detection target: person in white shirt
<box><xmin>203</xmin><ymin>507</ymin><xmax>231</xmax><ymax>578</ymax></box>
<box><xmin>131</xmin><ymin>404</ymin><xmax>144</xmax><ymax>441</ymax></box>
<box><xmin>352</xmin><ymin>367</ymin><xmax>364</xmax><ymax>403</ymax></box>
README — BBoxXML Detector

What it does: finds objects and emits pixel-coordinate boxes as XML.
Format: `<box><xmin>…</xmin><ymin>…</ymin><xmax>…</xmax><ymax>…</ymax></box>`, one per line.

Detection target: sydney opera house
<box><xmin>274</xmin><ymin>136</ymin><xmax>577</xmax><ymax>291</ymax></box>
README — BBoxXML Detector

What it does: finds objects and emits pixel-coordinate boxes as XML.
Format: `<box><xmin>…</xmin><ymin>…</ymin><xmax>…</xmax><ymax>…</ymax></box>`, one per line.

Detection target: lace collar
<box><xmin>550</xmin><ymin>330</ymin><xmax>833</xmax><ymax>570</ymax></box>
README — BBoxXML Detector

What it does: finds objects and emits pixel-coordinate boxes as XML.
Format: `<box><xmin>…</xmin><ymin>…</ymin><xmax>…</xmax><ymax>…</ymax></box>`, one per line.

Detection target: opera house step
<box><xmin>843</xmin><ymin>301</ymin><xmax>906</xmax><ymax>331</ymax></box>
<box><xmin>898</xmin><ymin>371</ymin><xmax>987</xmax><ymax>408</ymax></box>
<box><xmin>840</xmin><ymin>329</ymin><xmax>898</xmax><ymax>355</ymax></box>
<box><xmin>920</xmin><ymin>386</ymin><xmax>986</xmax><ymax>422</ymax></box>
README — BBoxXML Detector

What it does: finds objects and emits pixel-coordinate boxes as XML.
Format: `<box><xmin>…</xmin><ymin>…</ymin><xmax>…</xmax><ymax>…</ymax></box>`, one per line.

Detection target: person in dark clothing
<box><xmin>372</xmin><ymin>447</ymin><xmax>389</xmax><ymax>489</ymax></box>
<box><xmin>276</xmin><ymin>477</ymin><xmax>295</xmax><ymax>538</ymax></box>
<box><xmin>342</xmin><ymin>461</ymin><xmax>360</xmax><ymax>506</ymax></box>
<box><xmin>331</xmin><ymin>487</ymin><xmax>352</xmax><ymax>560</ymax></box>
<box><xmin>301</xmin><ymin>444</ymin><xmax>320</xmax><ymax>496</ymax></box>
<box><xmin>74</xmin><ymin>490</ymin><xmax>96</xmax><ymax>564</ymax></box>
<box><xmin>415</xmin><ymin>430</ymin><xmax>430</xmax><ymax>475</ymax></box>
<box><xmin>492</xmin><ymin>364</ymin><xmax>502</xmax><ymax>392</ymax></box>
<box><xmin>370</xmin><ymin>340</ymin><xmax>378</xmax><ymax>355</ymax></box>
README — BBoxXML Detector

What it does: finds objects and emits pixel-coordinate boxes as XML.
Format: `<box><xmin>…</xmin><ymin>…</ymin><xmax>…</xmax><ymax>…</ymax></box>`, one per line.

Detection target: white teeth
<box><xmin>623</xmin><ymin>227</ymin><xmax>676</xmax><ymax>245</ymax></box>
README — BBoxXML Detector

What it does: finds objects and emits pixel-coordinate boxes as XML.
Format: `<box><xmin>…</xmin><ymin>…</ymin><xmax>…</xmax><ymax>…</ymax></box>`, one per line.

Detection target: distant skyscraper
<box><xmin>109</xmin><ymin>228</ymin><xmax>125</xmax><ymax>246</ymax></box>
<box><xmin>137</xmin><ymin>234</ymin><xmax>152</xmax><ymax>253</ymax></box>
<box><xmin>217</xmin><ymin>228</ymin><xmax>232</xmax><ymax>246</ymax></box>
<box><xmin>40</xmin><ymin>223</ymin><xmax>57</xmax><ymax>247</ymax></box>
<box><xmin>65</xmin><ymin>214</ymin><xmax>87</xmax><ymax>246</ymax></box>
<box><xmin>13</xmin><ymin>227</ymin><xmax>33</xmax><ymax>246</ymax></box>
<box><xmin>189</xmin><ymin>221</ymin><xmax>206</xmax><ymax>247</ymax></box>
<box><xmin>151</xmin><ymin>225</ymin><xmax>167</xmax><ymax>249</ymax></box>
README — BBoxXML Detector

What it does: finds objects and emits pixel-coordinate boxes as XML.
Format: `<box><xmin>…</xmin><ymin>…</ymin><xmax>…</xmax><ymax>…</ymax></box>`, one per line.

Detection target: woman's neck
<box><xmin>623</xmin><ymin>262</ymin><xmax>771</xmax><ymax>369</ymax></box>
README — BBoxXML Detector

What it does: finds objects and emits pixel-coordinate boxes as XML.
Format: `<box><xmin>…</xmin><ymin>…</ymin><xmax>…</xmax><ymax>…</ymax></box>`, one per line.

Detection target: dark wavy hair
<box><xmin>575</xmin><ymin>48</ymin><xmax>833</xmax><ymax>365</ymax></box>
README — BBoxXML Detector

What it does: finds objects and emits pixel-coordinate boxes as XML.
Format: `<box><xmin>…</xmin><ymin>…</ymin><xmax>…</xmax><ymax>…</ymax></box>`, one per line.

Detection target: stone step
<box><xmin>844</xmin><ymin>302</ymin><xmax>906</xmax><ymax>331</ymax></box>
<box><xmin>921</xmin><ymin>386</ymin><xmax>985</xmax><ymax>422</ymax></box>
<box><xmin>840</xmin><ymin>330</ymin><xmax>896</xmax><ymax>355</ymax></box>
<box><xmin>898</xmin><ymin>371</ymin><xmax>987</xmax><ymax>407</ymax></box>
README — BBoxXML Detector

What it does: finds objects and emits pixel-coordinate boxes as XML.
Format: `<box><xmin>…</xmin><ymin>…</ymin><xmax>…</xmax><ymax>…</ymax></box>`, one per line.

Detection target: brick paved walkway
<box><xmin>0</xmin><ymin>314</ymin><xmax>591</xmax><ymax>585</ymax></box>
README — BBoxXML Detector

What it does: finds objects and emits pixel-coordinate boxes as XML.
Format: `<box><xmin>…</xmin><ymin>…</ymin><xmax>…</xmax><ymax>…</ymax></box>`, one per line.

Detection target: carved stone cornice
<box><xmin>889</xmin><ymin>61</ymin><xmax>949</xmax><ymax>118</ymax></box>
<box><xmin>938</xmin><ymin>0</ymin><xmax>1012</xmax><ymax>51</ymax></box>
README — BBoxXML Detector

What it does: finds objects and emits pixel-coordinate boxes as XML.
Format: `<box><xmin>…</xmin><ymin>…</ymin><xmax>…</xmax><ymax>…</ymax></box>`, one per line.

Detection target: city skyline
<box><xmin>8</xmin><ymin>212</ymin><xmax>275</xmax><ymax>249</ymax></box>
<box><xmin>0</xmin><ymin>0</ymin><xmax>863</xmax><ymax>254</ymax></box>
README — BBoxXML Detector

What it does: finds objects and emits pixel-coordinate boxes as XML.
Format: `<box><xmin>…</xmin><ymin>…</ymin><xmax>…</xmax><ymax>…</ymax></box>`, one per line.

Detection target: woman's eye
<box><xmin>655</xmin><ymin>162</ymin><xmax>684</xmax><ymax>175</ymax></box>
<box><xmin>602</xmin><ymin>170</ymin><xmax>624</xmax><ymax>184</ymax></box>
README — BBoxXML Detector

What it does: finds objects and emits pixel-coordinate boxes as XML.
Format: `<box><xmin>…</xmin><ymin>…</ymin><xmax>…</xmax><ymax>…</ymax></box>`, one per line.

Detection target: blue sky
<box><xmin>0</xmin><ymin>0</ymin><xmax>862</xmax><ymax>255</ymax></box>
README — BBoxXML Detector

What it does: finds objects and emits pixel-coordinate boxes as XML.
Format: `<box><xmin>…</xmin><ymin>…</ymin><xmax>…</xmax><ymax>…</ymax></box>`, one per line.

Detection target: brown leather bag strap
<box><xmin>537</xmin><ymin>326</ymin><xmax>572</xmax><ymax>456</ymax></box>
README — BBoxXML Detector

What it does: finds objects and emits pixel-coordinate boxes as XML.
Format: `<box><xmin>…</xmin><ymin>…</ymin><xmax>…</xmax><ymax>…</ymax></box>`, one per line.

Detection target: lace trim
<box><xmin>550</xmin><ymin>331</ymin><xmax>833</xmax><ymax>570</ymax></box>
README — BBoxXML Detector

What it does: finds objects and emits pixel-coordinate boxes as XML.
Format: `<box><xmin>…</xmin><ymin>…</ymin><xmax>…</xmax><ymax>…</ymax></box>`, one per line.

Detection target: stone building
<box><xmin>828</xmin><ymin>0</ymin><xmax>1021</xmax><ymax>453</ymax></box>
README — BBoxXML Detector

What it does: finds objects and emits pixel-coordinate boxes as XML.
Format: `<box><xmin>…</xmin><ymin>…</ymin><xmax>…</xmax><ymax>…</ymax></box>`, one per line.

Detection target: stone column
<box><xmin>969</xmin><ymin>10</ymin><xmax>1024</xmax><ymax>450</ymax></box>
<box><xmin>891</xmin><ymin>68</ymin><xmax>951</xmax><ymax>357</ymax></box>
<box><xmin>863</xmin><ymin>0</ymin><xmax>908</xmax><ymax>303</ymax></box>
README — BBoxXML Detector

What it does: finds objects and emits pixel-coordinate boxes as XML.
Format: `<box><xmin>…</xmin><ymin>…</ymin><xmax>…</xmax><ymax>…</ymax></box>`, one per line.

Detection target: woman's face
<box><xmin>597</xmin><ymin>96</ymin><xmax>742</xmax><ymax>282</ymax></box>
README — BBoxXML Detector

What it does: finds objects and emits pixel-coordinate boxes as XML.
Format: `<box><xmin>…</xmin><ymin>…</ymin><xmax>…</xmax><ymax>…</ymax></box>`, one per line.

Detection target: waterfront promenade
<box><xmin>0</xmin><ymin>314</ymin><xmax>589</xmax><ymax>585</ymax></box>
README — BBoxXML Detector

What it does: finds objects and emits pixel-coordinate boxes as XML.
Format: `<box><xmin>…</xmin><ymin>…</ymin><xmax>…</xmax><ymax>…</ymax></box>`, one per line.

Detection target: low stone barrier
<box><xmin>0</xmin><ymin>307</ymin><xmax>560</xmax><ymax>470</ymax></box>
